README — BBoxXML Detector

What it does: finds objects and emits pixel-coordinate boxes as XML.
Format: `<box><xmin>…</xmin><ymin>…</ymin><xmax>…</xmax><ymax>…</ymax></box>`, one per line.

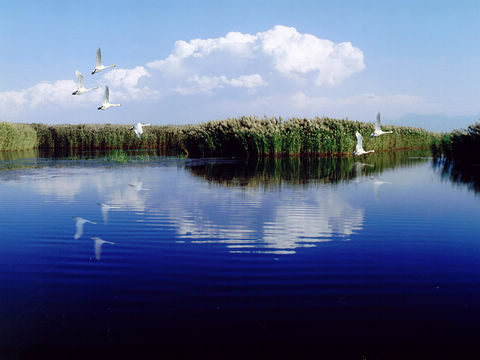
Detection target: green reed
<box><xmin>0</xmin><ymin>122</ymin><xmax>38</xmax><ymax>151</ymax></box>
<box><xmin>432</xmin><ymin>122</ymin><xmax>480</xmax><ymax>162</ymax></box>
<box><xmin>1</xmin><ymin>117</ymin><xmax>437</xmax><ymax>157</ymax></box>
<box><xmin>181</xmin><ymin>116</ymin><xmax>438</xmax><ymax>157</ymax></box>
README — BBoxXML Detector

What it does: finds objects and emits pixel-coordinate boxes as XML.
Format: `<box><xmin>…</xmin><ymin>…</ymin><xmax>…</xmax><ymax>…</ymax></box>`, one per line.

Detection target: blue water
<box><xmin>1</xmin><ymin>152</ymin><xmax>480</xmax><ymax>358</ymax></box>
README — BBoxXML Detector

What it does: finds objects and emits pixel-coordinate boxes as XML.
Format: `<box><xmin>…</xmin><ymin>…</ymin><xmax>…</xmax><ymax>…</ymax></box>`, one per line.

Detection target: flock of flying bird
<box><xmin>73</xmin><ymin>49</ymin><xmax>393</xmax><ymax>152</ymax></box>
<box><xmin>72</xmin><ymin>47</ymin><xmax>150</xmax><ymax>139</ymax></box>
<box><xmin>354</xmin><ymin>113</ymin><xmax>393</xmax><ymax>156</ymax></box>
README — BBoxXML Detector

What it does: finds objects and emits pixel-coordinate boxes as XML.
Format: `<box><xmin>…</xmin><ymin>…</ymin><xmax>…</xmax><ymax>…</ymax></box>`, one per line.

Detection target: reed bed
<box><xmin>2</xmin><ymin>117</ymin><xmax>437</xmax><ymax>157</ymax></box>
<box><xmin>432</xmin><ymin>122</ymin><xmax>480</xmax><ymax>162</ymax></box>
<box><xmin>182</xmin><ymin>116</ymin><xmax>437</xmax><ymax>157</ymax></box>
<box><xmin>31</xmin><ymin>123</ymin><xmax>185</xmax><ymax>154</ymax></box>
<box><xmin>0</xmin><ymin>122</ymin><xmax>38</xmax><ymax>151</ymax></box>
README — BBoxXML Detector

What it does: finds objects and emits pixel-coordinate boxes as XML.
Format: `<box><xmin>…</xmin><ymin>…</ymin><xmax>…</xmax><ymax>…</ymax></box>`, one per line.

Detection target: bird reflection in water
<box><xmin>97</xmin><ymin>203</ymin><xmax>118</xmax><ymax>224</ymax></box>
<box><xmin>73</xmin><ymin>217</ymin><xmax>96</xmax><ymax>239</ymax></box>
<box><xmin>91</xmin><ymin>237</ymin><xmax>115</xmax><ymax>260</ymax></box>
<box><xmin>129</xmin><ymin>181</ymin><xmax>149</xmax><ymax>192</ymax></box>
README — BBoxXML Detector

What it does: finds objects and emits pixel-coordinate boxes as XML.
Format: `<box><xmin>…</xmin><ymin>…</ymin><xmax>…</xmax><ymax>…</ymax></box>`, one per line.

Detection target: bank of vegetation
<box><xmin>432</xmin><ymin>122</ymin><xmax>480</xmax><ymax>163</ymax></box>
<box><xmin>1</xmin><ymin>117</ymin><xmax>438</xmax><ymax>157</ymax></box>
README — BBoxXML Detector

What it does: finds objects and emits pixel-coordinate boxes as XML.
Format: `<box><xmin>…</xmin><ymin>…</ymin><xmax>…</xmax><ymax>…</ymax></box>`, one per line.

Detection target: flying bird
<box><xmin>91</xmin><ymin>237</ymin><xmax>115</xmax><ymax>260</ymax></box>
<box><xmin>91</xmin><ymin>47</ymin><xmax>116</xmax><ymax>75</ymax></box>
<box><xmin>354</xmin><ymin>131</ymin><xmax>375</xmax><ymax>156</ymax></box>
<box><xmin>98</xmin><ymin>86</ymin><xmax>121</xmax><ymax>110</ymax></box>
<box><xmin>72</xmin><ymin>70</ymin><xmax>98</xmax><ymax>95</ymax></box>
<box><xmin>130</xmin><ymin>122</ymin><xmax>151</xmax><ymax>139</ymax></box>
<box><xmin>371</xmin><ymin>112</ymin><xmax>393</xmax><ymax>137</ymax></box>
<box><xmin>73</xmin><ymin>217</ymin><xmax>96</xmax><ymax>239</ymax></box>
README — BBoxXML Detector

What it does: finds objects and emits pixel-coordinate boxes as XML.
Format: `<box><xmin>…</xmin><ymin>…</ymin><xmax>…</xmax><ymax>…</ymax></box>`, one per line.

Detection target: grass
<box><xmin>0</xmin><ymin>122</ymin><xmax>38</xmax><ymax>151</ymax></box>
<box><xmin>103</xmin><ymin>150</ymin><xmax>156</xmax><ymax>163</ymax></box>
<box><xmin>1</xmin><ymin>117</ymin><xmax>438</xmax><ymax>157</ymax></box>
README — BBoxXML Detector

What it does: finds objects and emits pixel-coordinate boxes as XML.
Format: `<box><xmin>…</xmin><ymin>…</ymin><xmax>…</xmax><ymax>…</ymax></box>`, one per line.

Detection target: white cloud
<box><xmin>147</xmin><ymin>31</ymin><xmax>256</xmax><ymax>70</ymax></box>
<box><xmin>176</xmin><ymin>74</ymin><xmax>267</xmax><ymax>94</ymax></box>
<box><xmin>148</xmin><ymin>25</ymin><xmax>365</xmax><ymax>87</ymax></box>
<box><xmin>0</xmin><ymin>66</ymin><xmax>157</xmax><ymax>118</ymax></box>
<box><xmin>0</xmin><ymin>90</ymin><xmax>28</xmax><ymax>117</ymax></box>
<box><xmin>0</xmin><ymin>79</ymin><xmax>101</xmax><ymax>118</ymax></box>
<box><xmin>258</xmin><ymin>26</ymin><xmax>365</xmax><ymax>85</ymax></box>
<box><xmin>230</xmin><ymin>74</ymin><xmax>266</xmax><ymax>88</ymax></box>
<box><xmin>102</xmin><ymin>66</ymin><xmax>158</xmax><ymax>99</ymax></box>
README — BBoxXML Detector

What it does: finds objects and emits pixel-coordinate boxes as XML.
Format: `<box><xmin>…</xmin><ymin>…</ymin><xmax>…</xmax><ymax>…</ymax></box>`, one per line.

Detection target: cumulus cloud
<box><xmin>102</xmin><ymin>66</ymin><xmax>158</xmax><ymax>99</ymax></box>
<box><xmin>0</xmin><ymin>79</ymin><xmax>101</xmax><ymax>118</ymax></box>
<box><xmin>0</xmin><ymin>65</ymin><xmax>157</xmax><ymax>118</ymax></box>
<box><xmin>147</xmin><ymin>25</ymin><xmax>365</xmax><ymax>87</ymax></box>
<box><xmin>147</xmin><ymin>31</ymin><xmax>257</xmax><ymax>71</ymax></box>
<box><xmin>176</xmin><ymin>74</ymin><xmax>267</xmax><ymax>94</ymax></box>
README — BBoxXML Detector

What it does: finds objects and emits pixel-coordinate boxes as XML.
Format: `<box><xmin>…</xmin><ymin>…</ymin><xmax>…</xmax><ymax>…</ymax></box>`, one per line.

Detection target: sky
<box><xmin>1</xmin><ymin>0</ymin><xmax>479</xmax><ymax>131</ymax></box>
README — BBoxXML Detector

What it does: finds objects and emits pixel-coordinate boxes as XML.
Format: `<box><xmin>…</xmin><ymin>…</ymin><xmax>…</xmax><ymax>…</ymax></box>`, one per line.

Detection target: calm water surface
<box><xmin>1</xmin><ymin>151</ymin><xmax>479</xmax><ymax>358</ymax></box>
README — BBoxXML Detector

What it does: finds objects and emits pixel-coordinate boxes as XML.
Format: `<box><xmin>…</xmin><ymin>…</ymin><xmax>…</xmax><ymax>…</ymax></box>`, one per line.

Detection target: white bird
<box><xmin>130</xmin><ymin>122</ymin><xmax>151</xmax><ymax>139</ymax></box>
<box><xmin>354</xmin><ymin>132</ymin><xmax>375</xmax><ymax>156</ymax></box>
<box><xmin>73</xmin><ymin>217</ymin><xmax>96</xmax><ymax>239</ymax></box>
<box><xmin>91</xmin><ymin>47</ymin><xmax>116</xmax><ymax>75</ymax></box>
<box><xmin>371</xmin><ymin>112</ymin><xmax>393</xmax><ymax>137</ymax></box>
<box><xmin>91</xmin><ymin>237</ymin><xmax>115</xmax><ymax>260</ymax></box>
<box><xmin>72</xmin><ymin>70</ymin><xmax>98</xmax><ymax>95</ymax></box>
<box><xmin>98</xmin><ymin>86</ymin><xmax>121</xmax><ymax>110</ymax></box>
<box><xmin>97</xmin><ymin>203</ymin><xmax>118</xmax><ymax>224</ymax></box>
<box><xmin>129</xmin><ymin>181</ymin><xmax>149</xmax><ymax>191</ymax></box>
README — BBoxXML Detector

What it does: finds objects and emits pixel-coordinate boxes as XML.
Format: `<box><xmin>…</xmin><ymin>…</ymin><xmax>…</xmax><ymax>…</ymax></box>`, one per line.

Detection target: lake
<box><xmin>1</xmin><ymin>150</ymin><xmax>479</xmax><ymax>359</ymax></box>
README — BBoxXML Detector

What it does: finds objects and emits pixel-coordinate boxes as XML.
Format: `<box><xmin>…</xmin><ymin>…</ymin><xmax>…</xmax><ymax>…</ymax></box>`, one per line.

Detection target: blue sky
<box><xmin>1</xmin><ymin>0</ymin><xmax>479</xmax><ymax>131</ymax></box>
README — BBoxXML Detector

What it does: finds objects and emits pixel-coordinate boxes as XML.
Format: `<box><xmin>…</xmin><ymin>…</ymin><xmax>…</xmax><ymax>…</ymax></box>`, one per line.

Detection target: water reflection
<box><xmin>91</xmin><ymin>237</ymin><xmax>115</xmax><ymax>260</ymax></box>
<box><xmin>187</xmin><ymin>150</ymin><xmax>430</xmax><ymax>188</ymax></box>
<box><xmin>369</xmin><ymin>178</ymin><xmax>392</xmax><ymax>199</ymax></box>
<box><xmin>129</xmin><ymin>181</ymin><xmax>150</xmax><ymax>192</ymax></box>
<box><xmin>353</xmin><ymin>162</ymin><xmax>374</xmax><ymax>183</ymax></box>
<box><xmin>0</xmin><ymin>150</ymin><xmax>432</xmax><ymax>255</ymax></box>
<box><xmin>98</xmin><ymin>203</ymin><xmax>118</xmax><ymax>224</ymax></box>
<box><xmin>434</xmin><ymin>158</ymin><xmax>480</xmax><ymax>194</ymax></box>
<box><xmin>73</xmin><ymin>217</ymin><xmax>96</xmax><ymax>239</ymax></box>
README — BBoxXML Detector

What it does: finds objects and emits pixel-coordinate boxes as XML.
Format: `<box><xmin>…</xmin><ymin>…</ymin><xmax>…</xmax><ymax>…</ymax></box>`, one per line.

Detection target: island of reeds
<box><xmin>1</xmin><ymin>116</ymin><xmax>438</xmax><ymax>157</ymax></box>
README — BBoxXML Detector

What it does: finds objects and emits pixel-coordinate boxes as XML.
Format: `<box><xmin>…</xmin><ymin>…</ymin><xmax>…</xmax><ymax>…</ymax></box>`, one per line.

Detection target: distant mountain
<box><xmin>385</xmin><ymin>114</ymin><xmax>480</xmax><ymax>133</ymax></box>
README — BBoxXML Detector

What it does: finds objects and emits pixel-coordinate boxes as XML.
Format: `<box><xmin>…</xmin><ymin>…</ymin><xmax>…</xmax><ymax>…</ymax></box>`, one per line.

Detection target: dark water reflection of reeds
<box><xmin>1</xmin><ymin>148</ymin><xmax>433</xmax><ymax>187</ymax></box>
<box><xmin>434</xmin><ymin>158</ymin><xmax>480</xmax><ymax>194</ymax></box>
<box><xmin>187</xmin><ymin>149</ymin><xmax>433</xmax><ymax>188</ymax></box>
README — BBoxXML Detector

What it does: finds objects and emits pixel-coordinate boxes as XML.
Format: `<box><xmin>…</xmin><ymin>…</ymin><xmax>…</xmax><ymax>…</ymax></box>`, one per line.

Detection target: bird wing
<box><xmin>104</xmin><ymin>86</ymin><xmax>110</xmax><ymax>103</ymax></box>
<box><xmin>375</xmin><ymin>112</ymin><xmax>381</xmax><ymax>131</ymax></box>
<box><xmin>75</xmin><ymin>70</ymin><xmax>84</xmax><ymax>88</ymax></box>
<box><xmin>355</xmin><ymin>131</ymin><xmax>363</xmax><ymax>152</ymax></box>
<box><xmin>96</xmin><ymin>48</ymin><xmax>102</xmax><ymax>66</ymax></box>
